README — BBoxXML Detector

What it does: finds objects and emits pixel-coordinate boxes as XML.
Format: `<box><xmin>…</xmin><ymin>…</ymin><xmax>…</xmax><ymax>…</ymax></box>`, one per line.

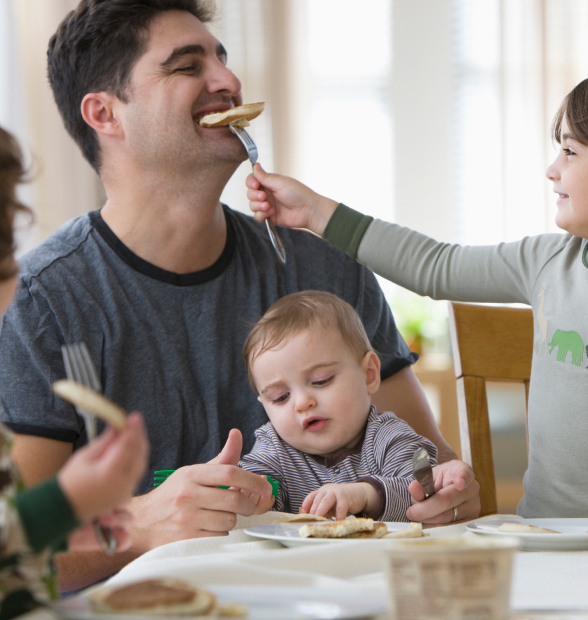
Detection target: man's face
<box><xmin>117</xmin><ymin>10</ymin><xmax>247</xmax><ymax>173</ymax></box>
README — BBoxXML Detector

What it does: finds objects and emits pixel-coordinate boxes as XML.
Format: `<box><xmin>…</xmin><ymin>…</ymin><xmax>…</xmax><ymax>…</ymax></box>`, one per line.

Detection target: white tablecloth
<box><xmin>95</xmin><ymin>513</ymin><xmax>588</xmax><ymax>617</ymax></box>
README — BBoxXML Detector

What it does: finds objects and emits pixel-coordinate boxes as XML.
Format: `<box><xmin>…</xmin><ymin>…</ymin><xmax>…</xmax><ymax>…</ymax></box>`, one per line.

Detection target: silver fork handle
<box><xmin>94</xmin><ymin>520</ymin><xmax>117</xmax><ymax>555</ymax></box>
<box><xmin>266</xmin><ymin>219</ymin><xmax>286</xmax><ymax>265</ymax></box>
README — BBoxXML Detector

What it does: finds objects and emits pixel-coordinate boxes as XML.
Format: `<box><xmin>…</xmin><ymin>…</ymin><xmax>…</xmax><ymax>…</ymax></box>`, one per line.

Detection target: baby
<box><xmin>239</xmin><ymin>290</ymin><xmax>437</xmax><ymax>521</ymax></box>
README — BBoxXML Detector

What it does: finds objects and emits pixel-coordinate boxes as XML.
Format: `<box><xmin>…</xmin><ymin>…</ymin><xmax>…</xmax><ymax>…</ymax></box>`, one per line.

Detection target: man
<box><xmin>0</xmin><ymin>0</ymin><xmax>479</xmax><ymax>590</ymax></box>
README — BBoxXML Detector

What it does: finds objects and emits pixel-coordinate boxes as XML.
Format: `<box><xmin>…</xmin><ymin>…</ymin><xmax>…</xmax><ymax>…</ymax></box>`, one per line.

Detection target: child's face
<box><xmin>546</xmin><ymin>116</ymin><xmax>588</xmax><ymax>238</ymax></box>
<box><xmin>251</xmin><ymin>327</ymin><xmax>381</xmax><ymax>457</ymax></box>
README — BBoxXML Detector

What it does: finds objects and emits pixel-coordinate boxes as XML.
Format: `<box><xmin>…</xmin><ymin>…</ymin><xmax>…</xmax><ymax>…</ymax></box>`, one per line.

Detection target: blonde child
<box><xmin>0</xmin><ymin>126</ymin><xmax>149</xmax><ymax>618</ymax></box>
<box><xmin>239</xmin><ymin>290</ymin><xmax>437</xmax><ymax>521</ymax></box>
<box><xmin>246</xmin><ymin>79</ymin><xmax>588</xmax><ymax>519</ymax></box>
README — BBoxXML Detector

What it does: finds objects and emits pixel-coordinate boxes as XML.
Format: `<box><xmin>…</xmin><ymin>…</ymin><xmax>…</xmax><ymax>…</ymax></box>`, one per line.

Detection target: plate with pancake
<box><xmin>244</xmin><ymin>519</ymin><xmax>423</xmax><ymax>547</ymax></box>
<box><xmin>56</xmin><ymin>583</ymin><xmax>388</xmax><ymax>620</ymax></box>
<box><xmin>467</xmin><ymin>518</ymin><xmax>588</xmax><ymax>551</ymax></box>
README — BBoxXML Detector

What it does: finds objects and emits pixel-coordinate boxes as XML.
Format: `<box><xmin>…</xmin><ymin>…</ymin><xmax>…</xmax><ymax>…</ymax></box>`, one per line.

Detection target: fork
<box><xmin>229</xmin><ymin>124</ymin><xmax>286</xmax><ymax>265</ymax></box>
<box><xmin>61</xmin><ymin>342</ymin><xmax>118</xmax><ymax>555</ymax></box>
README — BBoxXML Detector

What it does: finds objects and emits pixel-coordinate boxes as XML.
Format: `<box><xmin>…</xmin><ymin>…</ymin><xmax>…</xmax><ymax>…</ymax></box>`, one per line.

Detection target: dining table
<box><xmin>57</xmin><ymin>512</ymin><xmax>588</xmax><ymax>620</ymax></box>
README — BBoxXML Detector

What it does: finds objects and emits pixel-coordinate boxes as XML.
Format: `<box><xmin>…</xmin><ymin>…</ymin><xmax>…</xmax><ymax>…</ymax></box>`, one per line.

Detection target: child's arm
<box><xmin>246</xmin><ymin>164</ymin><xmax>338</xmax><ymax>236</ymax></box>
<box><xmin>300</xmin><ymin>483</ymin><xmax>379</xmax><ymax>521</ymax></box>
<box><xmin>248</xmin><ymin>164</ymin><xmax>563</xmax><ymax>308</ymax></box>
<box><xmin>14</xmin><ymin>412</ymin><xmax>148</xmax><ymax>555</ymax></box>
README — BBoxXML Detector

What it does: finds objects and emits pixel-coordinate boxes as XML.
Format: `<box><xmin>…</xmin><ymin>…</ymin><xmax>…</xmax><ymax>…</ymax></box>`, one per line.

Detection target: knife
<box><xmin>412</xmin><ymin>447</ymin><xmax>436</xmax><ymax>498</ymax></box>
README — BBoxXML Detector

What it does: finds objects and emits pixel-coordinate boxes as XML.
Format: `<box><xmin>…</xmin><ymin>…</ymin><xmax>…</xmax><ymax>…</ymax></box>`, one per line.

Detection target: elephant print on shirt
<box><xmin>548</xmin><ymin>329</ymin><xmax>584</xmax><ymax>366</ymax></box>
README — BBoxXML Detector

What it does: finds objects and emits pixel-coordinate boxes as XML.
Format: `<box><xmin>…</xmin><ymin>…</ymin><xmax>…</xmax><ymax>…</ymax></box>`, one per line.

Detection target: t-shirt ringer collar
<box><xmin>88</xmin><ymin>205</ymin><xmax>236</xmax><ymax>286</ymax></box>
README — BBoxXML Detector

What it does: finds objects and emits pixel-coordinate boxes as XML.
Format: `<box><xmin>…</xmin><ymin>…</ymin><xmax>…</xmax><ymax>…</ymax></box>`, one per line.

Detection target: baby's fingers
<box><xmin>312</xmin><ymin>492</ymin><xmax>336</xmax><ymax>518</ymax></box>
<box><xmin>300</xmin><ymin>490</ymin><xmax>319</xmax><ymax>514</ymax></box>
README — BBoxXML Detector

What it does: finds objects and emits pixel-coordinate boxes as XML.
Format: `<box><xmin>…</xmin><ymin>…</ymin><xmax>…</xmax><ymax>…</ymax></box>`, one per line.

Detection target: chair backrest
<box><xmin>448</xmin><ymin>302</ymin><xmax>533</xmax><ymax>516</ymax></box>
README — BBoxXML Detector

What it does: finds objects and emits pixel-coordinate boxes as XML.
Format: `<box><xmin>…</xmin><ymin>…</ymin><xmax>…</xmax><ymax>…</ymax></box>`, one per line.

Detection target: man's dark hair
<box><xmin>47</xmin><ymin>0</ymin><xmax>215</xmax><ymax>172</ymax></box>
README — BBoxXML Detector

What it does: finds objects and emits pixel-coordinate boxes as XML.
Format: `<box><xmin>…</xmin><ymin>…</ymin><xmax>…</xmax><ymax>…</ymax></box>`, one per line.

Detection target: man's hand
<box><xmin>406</xmin><ymin>460</ymin><xmax>480</xmax><ymax>523</ymax></box>
<box><xmin>246</xmin><ymin>164</ymin><xmax>338</xmax><ymax>235</ymax></box>
<box><xmin>128</xmin><ymin>429</ymin><xmax>273</xmax><ymax>553</ymax></box>
<box><xmin>299</xmin><ymin>483</ymin><xmax>378</xmax><ymax>521</ymax></box>
<box><xmin>239</xmin><ymin>484</ymin><xmax>276</xmax><ymax>515</ymax></box>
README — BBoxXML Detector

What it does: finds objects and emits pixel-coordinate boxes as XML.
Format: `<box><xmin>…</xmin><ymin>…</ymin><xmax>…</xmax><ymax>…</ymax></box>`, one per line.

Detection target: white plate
<box><xmin>56</xmin><ymin>584</ymin><xmax>389</xmax><ymax>620</ymax></box>
<box><xmin>467</xmin><ymin>518</ymin><xmax>588</xmax><ymax>551</ymax></box>
<box><xmin>244</xmin><ymin>521</ymin><xmax>415</xmax><ymax>548</ymax></box>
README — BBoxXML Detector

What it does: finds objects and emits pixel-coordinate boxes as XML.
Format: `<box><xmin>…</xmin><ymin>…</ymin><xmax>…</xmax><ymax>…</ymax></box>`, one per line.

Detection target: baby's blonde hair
<box><xmin>243</xmin><ymin>290</ymin><xmax>374</xmax><ymax>391</ymax></box>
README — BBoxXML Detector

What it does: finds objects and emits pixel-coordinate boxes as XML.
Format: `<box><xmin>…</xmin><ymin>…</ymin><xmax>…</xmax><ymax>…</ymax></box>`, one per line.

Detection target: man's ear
<box><xmin>81</xmin><ymin>92</ymin><xmax>123</xmax><ymax>138</ymax></box>
<box><xmin>362</xmin><ymin>351</ymin><xmax>381</xmax><ymax>395</ymax></box>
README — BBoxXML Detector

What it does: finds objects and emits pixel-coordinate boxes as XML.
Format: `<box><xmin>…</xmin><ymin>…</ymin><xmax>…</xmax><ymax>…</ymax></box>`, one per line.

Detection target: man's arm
<box><xmin>371</xmin><ymin>368</ymin><xmax>480</xmax><ymax>522</ymax></box>
<box><xmin>11</xmin><ymin>435</ymin><xmax>73</xmax><ymax>486</ymax></box>
<box><xmin>15</xmin><ymin>429</ymin><xmax>274</xmax><ymax>592</ymax></box>
<box><xmin>371</xmin><ymin>367</ymin><xmax>457</xmax><ymax>463</ymax></box>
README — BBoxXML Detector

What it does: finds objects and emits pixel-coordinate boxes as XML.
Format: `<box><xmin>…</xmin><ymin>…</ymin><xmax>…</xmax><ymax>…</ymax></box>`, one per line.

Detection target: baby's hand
<box><xmin>57</xmin><ymin>412</ymin><xmax>149</xmax><ymax>522</ymax></box>
<box><xmin>300</xmin><ymin>483</ymin><xmax>376</xmax><ymax>521</ymax></box>
<box><xmin>246</xmin><ymin>164</ymin><xmax>338</xmax><ymax>235</ymax></box>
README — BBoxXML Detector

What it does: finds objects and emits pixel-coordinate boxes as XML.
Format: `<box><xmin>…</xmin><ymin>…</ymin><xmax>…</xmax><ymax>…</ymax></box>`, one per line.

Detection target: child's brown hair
<box><xmin>243</xmin><ymin>290</ymin><xmax>375</xmax><ymax>390</ymax></box>
<box><xmin>0</xmin><ymin>127</ymin><xmax>31</xmax><ymax>280</ymax></box>
<box><xmin>552</xmin><ymin>78</ymin><xmax>588</xmax><ymax>146</ymax></box>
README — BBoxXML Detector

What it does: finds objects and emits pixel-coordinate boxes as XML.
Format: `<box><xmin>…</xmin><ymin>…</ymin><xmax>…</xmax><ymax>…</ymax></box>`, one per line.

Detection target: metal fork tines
<box><xmin>229</xmin><ymin>124</ymin><xmax>286</xmax><ymax>265</ymax></box>
<box><xmin>61</xmin><ymin>342</ymin><xmax>101</xmax><ymax>441</ymax></box>
<box><xmin>61</xmin><ymin>342</ymin><xmax>117</xmax><ymax>555</ymax></box>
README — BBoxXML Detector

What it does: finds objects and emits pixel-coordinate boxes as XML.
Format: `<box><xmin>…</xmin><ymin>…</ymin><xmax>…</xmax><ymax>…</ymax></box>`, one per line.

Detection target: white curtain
<box><xmin>454</xmin><ymin>0</ymin><xmax>588</xmax><ymax>245</ymax></box>
<box><xmin>1</xmin><ymin>0</ymin><xmax>103</xmax><ymax>251</ymax></box>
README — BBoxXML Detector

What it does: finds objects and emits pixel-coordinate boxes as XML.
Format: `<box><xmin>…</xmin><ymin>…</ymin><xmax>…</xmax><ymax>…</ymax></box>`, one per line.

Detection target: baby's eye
<box><xmin>272</xmin><ymin>392</ymin><xmax>290</xmax><ymax>404</ymax></box>
<box><xmin>312</xmin><ymin>375</ymin><xmax>334</xmax><ymax>387</ymax></box>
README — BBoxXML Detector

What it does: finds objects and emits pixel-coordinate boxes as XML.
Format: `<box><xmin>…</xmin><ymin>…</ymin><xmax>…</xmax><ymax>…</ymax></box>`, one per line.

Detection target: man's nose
<box><xmin>207</xmin><ymin>60</ymin><xmax>242</xmax><ymax>98</ymax></box>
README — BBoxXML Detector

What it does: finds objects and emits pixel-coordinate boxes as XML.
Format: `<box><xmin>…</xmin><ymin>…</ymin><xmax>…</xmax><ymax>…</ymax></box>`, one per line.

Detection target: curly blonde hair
<box><xmin>0</xmin><ymin>127</ymin><xmax>32</xmax><ymax>280</ymax></box>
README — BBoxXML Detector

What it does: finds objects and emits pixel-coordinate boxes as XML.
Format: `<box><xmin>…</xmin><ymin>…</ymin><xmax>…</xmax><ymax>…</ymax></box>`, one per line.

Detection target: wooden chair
<box><xmin>448</xmin><ymin>302</ymin><xmax>533</xmax><ymax>517</ymax></box>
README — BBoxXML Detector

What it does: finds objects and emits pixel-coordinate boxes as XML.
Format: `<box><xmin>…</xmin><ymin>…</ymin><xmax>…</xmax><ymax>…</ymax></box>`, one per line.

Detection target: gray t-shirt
<box><xmin>0</xmin><ymin>206</ymin><xmax>415</xmax><ymax>495</ymax></box>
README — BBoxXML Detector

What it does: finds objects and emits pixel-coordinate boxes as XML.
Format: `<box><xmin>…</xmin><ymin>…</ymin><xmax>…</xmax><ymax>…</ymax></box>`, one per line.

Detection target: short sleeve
<box><xmin>353</xmin><ymin>266</ymin><xmax>418</xmax><ymax>381</ymax></box>
<box><xmin>0</xmin><ymin>277</ymin><xmax>82</xmax><ymax>445</ymax></box>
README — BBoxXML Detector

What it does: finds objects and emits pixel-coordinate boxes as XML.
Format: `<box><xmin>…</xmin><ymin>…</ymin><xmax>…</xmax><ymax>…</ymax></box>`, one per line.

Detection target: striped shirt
<box><xmin>239</xmin><ymin>408</ymin><xmax>438</xmax><ymax>522</ymax></box>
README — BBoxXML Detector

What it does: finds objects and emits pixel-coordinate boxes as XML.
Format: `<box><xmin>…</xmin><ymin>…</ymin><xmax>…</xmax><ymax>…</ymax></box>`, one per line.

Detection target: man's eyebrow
<box><xmin>160</xmin><ymin>42</ymin><xmax>227</xmax><ymax>68</ymax></box>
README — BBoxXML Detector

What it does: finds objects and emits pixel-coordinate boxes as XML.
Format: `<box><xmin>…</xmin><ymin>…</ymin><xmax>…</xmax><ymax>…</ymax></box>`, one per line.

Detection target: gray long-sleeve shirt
<box><xmin>323</xmin><ymin>203</ymin><xmax>588</xmax><ymax>517</ymax></box>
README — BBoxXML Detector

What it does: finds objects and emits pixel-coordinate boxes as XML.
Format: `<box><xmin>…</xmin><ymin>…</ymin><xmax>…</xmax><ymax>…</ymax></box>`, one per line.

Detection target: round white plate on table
<box><xmin>467</xmin><ymin>518</ymin><xmax>588</xmax><ymax>551</ymax></box>
<box><xmin>56</xmin><ymin>585</ymin><xmax>389</xmax><ymax>620</ymax></box>
<box><xmin>244</xmin><ymin>521</ymin><xmax>412</xmax><ymax>548</ymax></box>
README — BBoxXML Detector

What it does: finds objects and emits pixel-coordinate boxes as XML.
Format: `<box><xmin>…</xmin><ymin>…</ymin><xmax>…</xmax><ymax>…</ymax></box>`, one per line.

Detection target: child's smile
<box><xmin>251</xmin><ymin>327</ymin><xmax>381</xmax><ymax>456</ymax></box>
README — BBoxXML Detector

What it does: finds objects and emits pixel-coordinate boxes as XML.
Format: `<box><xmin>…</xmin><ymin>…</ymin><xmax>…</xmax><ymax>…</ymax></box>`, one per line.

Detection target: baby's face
<box><xmin>251</xmin><ymin>327</ymin><xmax>380</xmax><ymax>457</ymax></box>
